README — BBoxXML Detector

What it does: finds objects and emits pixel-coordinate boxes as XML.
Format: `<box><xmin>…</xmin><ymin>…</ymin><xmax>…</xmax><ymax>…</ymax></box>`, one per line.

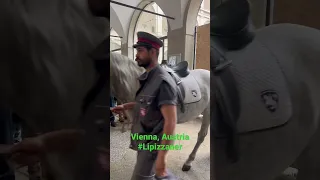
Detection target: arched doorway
<box><xmin>133</xmin><ymin>2</ymin><xmax>168</xmax><ymax>64</ymax></box>
<box><xmin>197</xmin><ymin>0</ymin><xmax>210</xmax><ymax>26</ymax></box>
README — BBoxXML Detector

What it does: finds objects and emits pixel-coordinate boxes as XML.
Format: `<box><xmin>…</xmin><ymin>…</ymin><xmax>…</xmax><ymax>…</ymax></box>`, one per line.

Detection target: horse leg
<box><xmin>121</xmin><ymin>112</ymin><xmax>126</xmax><ymax>133</ymax></box>
<box><xmin>124</xmin><ymin>110</ymin><xmax>133</xmax><ymax>132</ymax></box>
<box><xmin>28</xmin><ymin>163</ymin><xmax>42</xmax><ymax>180</ymax></box>
<box><xmin>121</xmin><ymin>111</ymin><xmax>131</xmax><ymax>133</ymax></box>
<box><xmin>182</xmin><ymin>107</ymin><xmax>210</xmax><ymax>171</ymax></box>
<box><xmin>40</xmin><ymin>158</ymin><xmax>56</xmax><ymax>180</ymax></box>
<box><xmin>118</xmin><ymin>113</ymin><xmax>124</xmax><ymax>122</ymax></box>
<box><xmin>124</xmin><ymin>113</ymin><xmax>129</xmax><ymax>132</ymax></box>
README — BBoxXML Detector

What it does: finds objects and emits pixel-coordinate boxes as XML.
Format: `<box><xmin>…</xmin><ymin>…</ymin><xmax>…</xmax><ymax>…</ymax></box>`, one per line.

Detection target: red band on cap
<box><xmin>137</xmin><ymin>38</ymin><xmax>161</xmax><ymax>49</ymax></box>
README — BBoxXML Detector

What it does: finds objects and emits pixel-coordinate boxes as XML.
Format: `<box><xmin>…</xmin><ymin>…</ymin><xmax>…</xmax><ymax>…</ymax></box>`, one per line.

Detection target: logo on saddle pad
<box><xmin>140</xmin><ymin>108</ymin><xmax>147</xmax><ymax>117</ymax></box>
<box><xmin>261</xmin><ymin>90</ymin><xmax>279</xmax><ymax>112</ymax></box>
<box><xmin>191</xmin><ymin>90</ymin><xmax>197</xmax><ymax>97</ymax></box>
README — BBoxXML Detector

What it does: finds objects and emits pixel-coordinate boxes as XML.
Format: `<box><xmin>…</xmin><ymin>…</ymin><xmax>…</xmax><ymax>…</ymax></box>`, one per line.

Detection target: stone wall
<box><xmin>273</xmin><ymin>0</ymin><xmax>320</xmax><ymax>30</ymax></box>
<box><xmin>195</xmin><ymin>24</ymin><xmax>210</xmax><ymax>70</ymax></box>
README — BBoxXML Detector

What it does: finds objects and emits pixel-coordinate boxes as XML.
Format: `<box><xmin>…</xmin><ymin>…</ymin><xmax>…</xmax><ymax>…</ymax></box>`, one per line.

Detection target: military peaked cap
<box><xmin>133</xmin><ymin>31</ymin><xmax>163</xmax><ymax>50</ymax></box>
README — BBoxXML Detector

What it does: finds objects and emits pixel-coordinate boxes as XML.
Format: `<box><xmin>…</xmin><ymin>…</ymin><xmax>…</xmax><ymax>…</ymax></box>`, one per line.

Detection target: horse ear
<box><xmin>88</xmin><ymin>0</ymin><xmax>109</xmax><ymax>18</ymax></box>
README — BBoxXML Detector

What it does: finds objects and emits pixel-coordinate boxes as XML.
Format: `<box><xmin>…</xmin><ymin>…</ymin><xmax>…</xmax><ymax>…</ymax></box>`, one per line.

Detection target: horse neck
<box><xmin>110</xmin><ymin>53</ymin><xmax>144</xmax><ymax>103</ymax></box>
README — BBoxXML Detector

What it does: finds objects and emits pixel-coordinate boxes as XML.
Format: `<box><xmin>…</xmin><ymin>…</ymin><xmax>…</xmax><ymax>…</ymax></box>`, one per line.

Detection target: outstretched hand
<box><xmin>110</xmin><ymin>105</ymin><xmax>125</xmax><ymax>114</ymax></box>
<box><xmin>6</xmin><ymin>137</ymin><xmax>45</xmax><ymax>166</ymax></box>
<box><xmin>9</xmin><ymin>137</ymin><xmax>45</xmax><ymax>154</ymax></box>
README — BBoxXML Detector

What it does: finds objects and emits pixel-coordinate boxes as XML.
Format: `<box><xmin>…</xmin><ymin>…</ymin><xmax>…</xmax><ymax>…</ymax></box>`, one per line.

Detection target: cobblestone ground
<box><xmin>110</xmin><ymin>117</ymin><xmax>210</xmax><ymax>180</ymax></box>
<box><xmin>15</xmin><ymin>168</ymin><xmax>29</xmax><ymax>180</ymax></box>
<box><xmin>13</xmin><ymin>117</ymin><xmax>210</xmax><ymax>180</ymax></box>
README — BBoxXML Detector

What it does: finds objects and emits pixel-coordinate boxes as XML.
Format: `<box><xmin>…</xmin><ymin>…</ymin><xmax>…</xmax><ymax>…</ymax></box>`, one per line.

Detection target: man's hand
<box><xmin>110</xmin><ymin>102</ymin><xmax>137</xmax><ymax>114</ymax></box>
<box><xmin>156</xmin><ymin>104</ymin><xmax>177</xmax><ymax>177</ymax></box>
<box><xmin>9</xmin><ymin>137</ymin><xmax>45</xmax><ymax>154</ymax></box>
<box><xmin>110</xmin><ymin>105</ymin><xmax>125</xmax><ymax>114</ymax></box>
<box><xmin>6</xmin><ymin>129</ymin><xmax>85</xmax><ymax>166</ymax></box>
<box><xmin>9</xmin><ymin>153</ymin><xmax>41</xmax><ymax>167</ymax></box>
<box><xmin>155</xmin><ymin>154</ymin><xmax>167</xmax><ymax>177</ymax></box>
<box><xmin>8</xmin><ymin>137</ymin><xmax>45</xmax><ymax>166</ymax></box>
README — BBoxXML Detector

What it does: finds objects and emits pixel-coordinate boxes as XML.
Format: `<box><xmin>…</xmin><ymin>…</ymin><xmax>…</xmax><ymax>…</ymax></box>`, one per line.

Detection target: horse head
<box><xmin>109</xmin><ymin>52</ymin><xmax>144</xmax><ymax>103</ymax></box>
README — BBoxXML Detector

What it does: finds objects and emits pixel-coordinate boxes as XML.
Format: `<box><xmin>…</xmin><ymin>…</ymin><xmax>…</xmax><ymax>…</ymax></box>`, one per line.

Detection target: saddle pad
<box><xmin>226</xmin><ymin>39</ymin><xmax>292</xmax><ymax>133</ymax></box>
<box><xmin>181</xmin><ymin>74</ymin><xmax>202</xmax><ymax>104</ymax></box>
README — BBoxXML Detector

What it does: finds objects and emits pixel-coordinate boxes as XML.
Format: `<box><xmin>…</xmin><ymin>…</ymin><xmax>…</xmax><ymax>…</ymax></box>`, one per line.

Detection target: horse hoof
<box><xmin>182</xmin><ymin>164</ymin><xmax>191</xmax><ymax>171</ymax></box>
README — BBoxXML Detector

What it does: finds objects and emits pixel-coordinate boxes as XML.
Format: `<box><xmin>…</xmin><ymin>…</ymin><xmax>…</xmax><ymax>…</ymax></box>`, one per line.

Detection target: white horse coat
<box><xmin>0</xmin><ymin>0</ymin><xmax>108</xmax><ymax>179</ymax></box>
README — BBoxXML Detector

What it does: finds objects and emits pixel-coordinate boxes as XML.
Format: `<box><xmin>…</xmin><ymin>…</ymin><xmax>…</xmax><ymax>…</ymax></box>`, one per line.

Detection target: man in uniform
<box><xmin>111</xmin><ymin>31</ymin><xmax>178</xmax><ymax>180</ymax></box>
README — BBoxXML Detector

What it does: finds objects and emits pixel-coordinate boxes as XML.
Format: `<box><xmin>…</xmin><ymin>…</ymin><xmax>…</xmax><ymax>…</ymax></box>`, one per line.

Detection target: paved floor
<box><xmin>110</xmin><ymin>117</ymin><xmax>210</xmax><ymax>180</ymax></box>
<box><xmin>15</xmin><ymin>168</ymin><xmax>29</xmax><ymax>180</ymax></box>
<box><xmin>12</xmin><ymin>118</ymin><xmax>297</xmax><ymax>180</ymax></box>
<box><xmin>12</xmin><ymin>117</ymin><xmax>210</xmax><ymax>180</ymax></box>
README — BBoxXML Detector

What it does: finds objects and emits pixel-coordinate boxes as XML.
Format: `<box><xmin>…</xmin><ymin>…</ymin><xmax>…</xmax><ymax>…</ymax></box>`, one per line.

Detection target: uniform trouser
<box><xmin>130</xmin><ymin>150</ymin><xmax>158</xmax><ymax>180</ymax></box>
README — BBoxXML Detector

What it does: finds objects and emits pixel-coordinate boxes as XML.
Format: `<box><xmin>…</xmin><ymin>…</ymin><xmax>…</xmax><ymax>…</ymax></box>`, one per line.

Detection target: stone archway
<box><xmin>126</xmin><ymin>1</ymin><xmax>170</xmax><ymax>61</ymax></box>
<box><xmin>110</xmin><ymin>5</ymin><xmax>125</xmax><ymax>40</ymax></box>
<box><xmin>110</xmin><ymin>28</ymin><xmax>122</xmax><ymax>54</ymax></box>
<box><xmin>126</xmin><ymin>1</ymin><xmax>152</xmax><ymax>59</ymax></box>
<box><xmin>133</xmin><ymin>2</ymin><xmax>168</xmax><ymax>64</ymax></box>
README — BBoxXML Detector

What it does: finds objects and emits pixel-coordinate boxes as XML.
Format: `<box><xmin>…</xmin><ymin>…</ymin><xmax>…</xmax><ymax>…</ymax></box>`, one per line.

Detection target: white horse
<box><xmin>211</xmin><ymin>0</ymin><xmax>320</xmax><ymax>180</ymax></box>
<box><xmin>0</xmin><ymin>0</ymin><xmax>109</xmax><ymax>179</ymax></box>
<box><xmin>110</xmin><ymin>52</ymin><xmax>210</xmax><ymax>171</ymax></box>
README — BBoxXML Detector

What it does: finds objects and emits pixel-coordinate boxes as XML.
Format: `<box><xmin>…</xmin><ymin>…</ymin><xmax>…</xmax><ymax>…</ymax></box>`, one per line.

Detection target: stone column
<box><xmin>248</xmin><ymin>0</ymin><xmax>268</xmax><ymax>29</ymax></box>
<box><xmin>120</xmin><ymin>42</ymin><xmax>128</xmax><ymax>56</ymax></box>
<box><xmin>167</xmin><ymin>27</ymin><xmax>195</xmax><ymax>69</ymax></box>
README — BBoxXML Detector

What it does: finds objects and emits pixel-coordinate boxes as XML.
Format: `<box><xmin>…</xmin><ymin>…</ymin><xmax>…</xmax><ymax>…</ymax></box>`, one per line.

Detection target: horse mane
<box><xmin>110</xmin><ymin>52</ymin><xmax>144</xmax><ymax>102</ymax></box>
<box><xmin>0</xmin><ymin>0</ymin><xmax>108</xmax><ymax>132</ymax></box>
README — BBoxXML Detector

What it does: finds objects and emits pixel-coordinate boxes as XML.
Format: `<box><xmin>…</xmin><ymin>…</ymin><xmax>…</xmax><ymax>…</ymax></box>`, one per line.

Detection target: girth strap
<box><xmin>212</xmin><ymin>40</ymin><xmax>241</xmax><ymax>163</ymax></box>
<box><xmin>166</xmin><ymin>71</ymin><xmax>185</xmax><ymax>113</ymax></box>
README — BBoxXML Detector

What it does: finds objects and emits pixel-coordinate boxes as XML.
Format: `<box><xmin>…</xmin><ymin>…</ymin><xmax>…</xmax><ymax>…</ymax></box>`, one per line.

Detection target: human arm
<box><xmin>110</xmin><ymin>102</ymin><xmax>136</xmax><ymax>114</ymax></box>
<box><xmin>11</xmin><ymin>129</ymin><xmax>85</xmax><ymax>154</ymax></box>
<box><xmin>9</xmin><ymin>129</ymin><xmax>85</xmax><ymax>155</ymax></box>
<box><xmin>123</xmin><ymin>102</ymin><xmax>137</xmax><ymax>110</ymax></box>
<box><xmin>156</xmin><ymin>104</ymin><xmax>177</xmax><ymax>177</ymax></box>
<box><xmin>158</xmin><ymin>105</ymin><xmax>177</xmax><ymax>155</ymax></box>
<box><xmin>7</xmin><ymin>129</ymin><xmax>85</xmax><ymax>166</ymax></box>
<box><xmin>40</xmin><ymin>129</ymin><xmax>86</xmax><ymax>153</ymax></box>
<box><xmin>155</xmin><ymin>82</ymin><xmax>178</xmax><ymax>177</ymax></box>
